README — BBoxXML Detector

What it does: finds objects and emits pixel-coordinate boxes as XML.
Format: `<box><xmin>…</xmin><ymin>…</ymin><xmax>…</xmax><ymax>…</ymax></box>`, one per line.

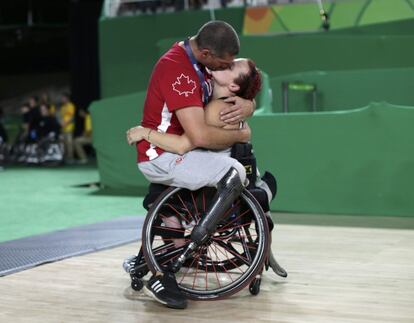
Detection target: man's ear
<box><xmin>200</xmin><ymin>48</ymin><xmax>211</xmax><ymax>58</ymax></box>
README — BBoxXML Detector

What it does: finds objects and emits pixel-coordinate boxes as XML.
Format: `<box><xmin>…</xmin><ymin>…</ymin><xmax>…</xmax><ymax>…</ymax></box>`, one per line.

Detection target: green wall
<box><xmin>95</xmin><ymin>4</ymin><xmax>414</xmax><ymax>217</ymax></box>
<box><xmin>241</xmin><ymin>0</ymin><xmax>414</xmax><ymax>34</ymax></box>
<box><xmin>249</xmin><ymin>102</ymin><xmax>414</xmax><ymax>217</ymax></box>
<box><xmin>268</xmin><ymin>67</ymin><xmax>414</xmax><ymax>113</ymax></box>
<box><xmin>99</xmin><ymin>1</ymin><xmax>414</xmax><ymax>99</ymax></box>
<box><xmin>91</xmin><ymin>94</ymin><xmax>414</xmax><ymax>217</ymax></box>
<box><xmin>238</xmin><ymin>34</ymin><xmax>414</xmax><ymax>79</ymax></box>
<box><xmin>99</xmin><ymin>8</ymin><xmax>244</xmax><ymax>98</ymax></box>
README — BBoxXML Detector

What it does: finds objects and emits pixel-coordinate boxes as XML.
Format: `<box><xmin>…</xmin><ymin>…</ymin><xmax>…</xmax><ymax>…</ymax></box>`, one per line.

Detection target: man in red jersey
<box><xmin>131</xmin><ymin>21</ymin><xmax>255</xmax><ymax>309</ymax></box>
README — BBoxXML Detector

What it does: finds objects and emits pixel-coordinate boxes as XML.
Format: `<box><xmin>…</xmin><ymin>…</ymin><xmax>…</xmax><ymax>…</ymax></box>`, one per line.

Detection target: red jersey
<box><xmin>137</xmin><ymin>42</ymin><xmax>213</xmax><ymax>162</ymax></box>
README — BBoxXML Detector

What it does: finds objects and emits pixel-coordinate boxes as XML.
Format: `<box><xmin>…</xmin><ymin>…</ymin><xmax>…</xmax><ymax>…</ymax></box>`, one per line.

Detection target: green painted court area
<box><xmin>2</xmin><ymin>165</ymin><xmax>414</xmax><ymax>245</ymax></box>
<box><xmin>0</xmin><ymin>165</ymin><xmax>146</xmax><ymax>243</ymax></box>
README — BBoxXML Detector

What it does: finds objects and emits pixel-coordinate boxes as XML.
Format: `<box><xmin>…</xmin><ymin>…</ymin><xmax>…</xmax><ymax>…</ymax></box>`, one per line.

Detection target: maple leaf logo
<box><xmin>172</xmin><ymin>74</ymin><xmax>197</xmax><ymax>97</ymax></box>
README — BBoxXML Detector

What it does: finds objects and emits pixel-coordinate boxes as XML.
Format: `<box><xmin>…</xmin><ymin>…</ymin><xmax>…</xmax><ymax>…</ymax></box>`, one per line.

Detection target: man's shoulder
<box><xmin>158</xmin><ymin>44</ymin><xmax>192</xmax><ymax>71</ymax></box>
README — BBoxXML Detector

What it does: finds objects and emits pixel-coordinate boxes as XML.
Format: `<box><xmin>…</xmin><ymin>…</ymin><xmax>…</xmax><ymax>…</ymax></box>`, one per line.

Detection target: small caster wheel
<box><xmin>249</xmin><ymin>278</ymin><xmax>261</xmax><ymax>296</ymax></box>
<box><xmin>131</xmin><ymin>279</ymin><xmax>144</xmax><ymax>291</ymax></box>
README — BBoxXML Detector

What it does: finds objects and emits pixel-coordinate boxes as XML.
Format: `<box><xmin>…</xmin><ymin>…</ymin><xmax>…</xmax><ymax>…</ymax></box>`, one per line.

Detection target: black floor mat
<box><xmin>0</xmin><ymin>216</ymin><xmax>144</xmax><ymax>276</ymax></box>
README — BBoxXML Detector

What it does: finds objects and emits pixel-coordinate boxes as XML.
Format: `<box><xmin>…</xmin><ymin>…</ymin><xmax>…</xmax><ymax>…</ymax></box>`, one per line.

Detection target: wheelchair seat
<box><xmin>143</xmin><ymin>183</ymin><xmax>169</xmax><ymax>210</ymax></box>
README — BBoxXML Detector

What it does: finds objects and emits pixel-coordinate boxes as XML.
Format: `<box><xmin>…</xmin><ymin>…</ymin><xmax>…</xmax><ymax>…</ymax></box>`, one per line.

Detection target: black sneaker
<box><xmin>143</xmin><ymin>272</ymin><xmax>187</xmax><ymax>309</ymax></box>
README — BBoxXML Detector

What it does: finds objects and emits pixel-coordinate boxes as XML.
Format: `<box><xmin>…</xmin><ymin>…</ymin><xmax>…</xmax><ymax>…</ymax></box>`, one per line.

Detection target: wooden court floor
<box><xmin>1</xmin><ymin>216</ymin><xmax>414</xmax><ymax>323</ymax></box>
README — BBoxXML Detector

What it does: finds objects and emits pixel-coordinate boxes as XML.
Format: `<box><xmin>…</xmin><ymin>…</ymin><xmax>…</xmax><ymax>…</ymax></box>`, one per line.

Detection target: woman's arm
<box><xmin>126</xmin><ymin>99</ymin><xmax>247</xmax><ymax>155</ymax></box>
<box><xmin>126</xmin><ymin>99</ymin><xmax>243</xmax><ymax>154</ymax></box>
<box><xmin>126</xmin><ymin>126</ymin><xmax>195</xmax><ymax>155</ymax></box>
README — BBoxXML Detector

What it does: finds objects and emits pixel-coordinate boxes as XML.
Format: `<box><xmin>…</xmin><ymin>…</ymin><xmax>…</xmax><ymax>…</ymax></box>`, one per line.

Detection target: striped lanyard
<box><xmin>183</xmin><ymin>39</ymin><xmax>209</xmax><ymax>105</ymax></box>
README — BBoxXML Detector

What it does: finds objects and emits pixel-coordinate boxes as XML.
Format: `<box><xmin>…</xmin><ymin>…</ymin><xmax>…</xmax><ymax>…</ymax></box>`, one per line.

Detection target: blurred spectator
<box><xmin>0</xmin><ymin>108</ymin><xmax>8</xmax><ymax>169</ymax></box>
<box><xmin>189</xmin><ymin>0</ymin><xmax>204</xmax><ymax>9</ymax></box>
<box><xmin>74</xmin><ymin>109</ymin><xmax>92</xmax><ymax>164</ymax></box>
<box><xmin>118</xmin><ymin>0</ymin><xmax>160</xmax><ymax>15</ymax></box>
<box><xmin>40</xmin><ymin>92</ymin><xmax>57</xmax><ymax>116</ymax></box>
<box><xmin>19</xmin><ymin>103</ymin><xmax>30</xmax><ymax>140</ymax></box>
<box><xmin>37</xmin><ymin>103</ymin><xmax>61</xmax><ymax>140</ymax></box>
<box><xmin>59</xmin><ymin>93</ymin><xmax>76</xmax><ymax>163</ymax></box>
<box><xmin>22</xmin><ymin>96</ymin><xmax>42</xmax><ymax>143</ymax></box>
<box><xmin>0</xmin><ymin>107</ymin><xmax>9</xmax><ymax>145</ymax></box>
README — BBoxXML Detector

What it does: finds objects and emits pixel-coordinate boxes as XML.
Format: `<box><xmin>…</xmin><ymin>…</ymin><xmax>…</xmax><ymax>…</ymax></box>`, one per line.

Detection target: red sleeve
<box><xmin>159</xmin><ymin>63</ymin><xmax>203</xmax><ymax>112</ymax></box>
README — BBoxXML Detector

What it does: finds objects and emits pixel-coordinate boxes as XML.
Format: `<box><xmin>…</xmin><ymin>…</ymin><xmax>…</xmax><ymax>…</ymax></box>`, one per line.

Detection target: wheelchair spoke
<box><xmin>190</xmin><ymin>191</ymin><xmax>200</xmax><ymax>221</ymax></box>
<box><xmin>152</xmin><ymin>224</ymin><xmax>186</xmax><ymax>234</ymax></box>
<box><xmin>243</xmin><ymin>224</ymin><xmax>256</xmax><ymax>245</ymax></box>
<box><xmin>216</xmin><ymin>221</ymin><xmax>254</xmax><ymax>234</ymax></box>
<box><xmin>209</xmin><ymin>242</ymin><xmax>235</xmax><ymax>282</ymax></box>
<box><xmin>217</xmin><ymin>208</ymin><xmax>251</xmax><ymax>232</ymax></box>
<box><xmin>177</xmin><ymin>193</ymin><xmax>199</xmax><ymax>222</ymax></box>
<box><xmin>165</xmin><ymin>203</ymin><xmax>193</xmax><ymax>225</ymax></box>
<box><xmin>152</xmin><ymin>237</ymin><xmax>192</xmax><ymax>244</ymax></box>
<box><xmin>178</xmin><ymin>256</ymin><xmax>198</xmax><ymax>284</ymax></box>
<box><xmin>143</xmin><ymin>187</ymin><xmax>270</xmax><ymax>299</ymax></box>
<box><xmin>238</xmin><ymin>229</ymin><xmax>253</xmax><ymax>263</ymax></box>
<box><xmin>207</xmin><ymin>245</ymin><xmax>222</xmax><ymax>288</ymax></box>
<box><xmin>210</xmin><ymin>241</ymin><xmax>245</xmax><ymax>274</ymax></box>
<box><xmin>192</xmin><ymin>248</ymin><xmax>203</xmax><ymax>290</ymax></box>
<box><xmin>213</xmin><ymin>239</ymin><xmax>251</xmax><ymax>267</ymax></box>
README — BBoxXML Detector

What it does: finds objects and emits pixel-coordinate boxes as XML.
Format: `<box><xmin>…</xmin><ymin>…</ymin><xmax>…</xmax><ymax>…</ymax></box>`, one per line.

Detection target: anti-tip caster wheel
<box><xmin>249</xmin><ymin>277</ymin><xmax>261</xmax><ymax>296</ymax></box>
<box><xmin>131</xmin><ymin>277</ymin><xmax>144</xmax><ymax>291</ymax></box>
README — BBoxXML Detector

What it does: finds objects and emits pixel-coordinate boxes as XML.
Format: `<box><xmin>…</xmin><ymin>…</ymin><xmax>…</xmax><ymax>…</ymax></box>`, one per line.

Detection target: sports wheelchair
<box><xmin>124</xmin><ymin>144</ymin><xmax>287</xmax><ymax>300</ymax></box>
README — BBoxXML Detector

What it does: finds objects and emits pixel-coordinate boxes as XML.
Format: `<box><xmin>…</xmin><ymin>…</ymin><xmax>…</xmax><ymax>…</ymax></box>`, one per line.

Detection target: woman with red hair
<box><xmin>126</xmin><ymin>58</ymin><xmax>262</xmax><ymax>153</ymax></box>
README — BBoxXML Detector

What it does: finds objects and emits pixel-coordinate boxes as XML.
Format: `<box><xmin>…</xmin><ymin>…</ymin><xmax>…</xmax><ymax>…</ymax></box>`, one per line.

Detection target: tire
<box><xmin>142</xmin><ymin>186</ymin><xmax>269</xmax><ymax>300</ymax></box>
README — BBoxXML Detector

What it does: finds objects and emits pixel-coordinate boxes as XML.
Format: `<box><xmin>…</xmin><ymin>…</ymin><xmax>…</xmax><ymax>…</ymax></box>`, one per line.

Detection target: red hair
<box><xmin>233</xmin><ymin>59</ymin><xmax>262</xmax><ymax>100</ymax></box>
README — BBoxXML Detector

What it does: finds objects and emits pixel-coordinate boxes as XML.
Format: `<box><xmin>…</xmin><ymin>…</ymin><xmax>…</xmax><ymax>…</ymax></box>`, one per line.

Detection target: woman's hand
<box><xmin>220</xmin><ymin>96</ymin><xmax>255</xmax><ymax>124</ymax></box>
<box><xmin>126</xmin><ymin>126</ymin><xmax>149</xmax><ymax>145</ymax></box>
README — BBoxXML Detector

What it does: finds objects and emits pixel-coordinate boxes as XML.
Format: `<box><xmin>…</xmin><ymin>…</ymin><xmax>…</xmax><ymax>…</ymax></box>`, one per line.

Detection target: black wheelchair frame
<box><xmin>125</xmin><ymin>144</ymin><xmax>287</xmax><ymax>299</ymax></box>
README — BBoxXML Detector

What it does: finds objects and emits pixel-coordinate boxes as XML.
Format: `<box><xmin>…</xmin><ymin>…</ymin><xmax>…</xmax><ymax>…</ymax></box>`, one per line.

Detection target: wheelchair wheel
<box><xmin>142</xmin><ymin>186</ymin><xmax>269</xmax><ymax>300</ymax></box>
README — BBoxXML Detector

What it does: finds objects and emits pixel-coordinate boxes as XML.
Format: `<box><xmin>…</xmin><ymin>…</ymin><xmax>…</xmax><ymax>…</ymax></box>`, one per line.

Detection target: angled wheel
<box><xmin>142</xmin><ymin>186</ymin><xmax>269</xmax><ymax>300</ymax></box>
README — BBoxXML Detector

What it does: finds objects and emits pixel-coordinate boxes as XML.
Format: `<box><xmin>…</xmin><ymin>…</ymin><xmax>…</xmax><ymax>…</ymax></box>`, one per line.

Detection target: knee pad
<box><xmin>261</xmin><ymin>171</ymin><xmax>277</xmax><ymax>201</ymax></box>
<box><xmin>231</xmin><ymin>143</ymin><xmax>256</xmax><ymax>189</ymax></box>
<box><xmin>249</xmin><ymin>187</ymin><xmax>270</xmax><ymax>213</ymax></box>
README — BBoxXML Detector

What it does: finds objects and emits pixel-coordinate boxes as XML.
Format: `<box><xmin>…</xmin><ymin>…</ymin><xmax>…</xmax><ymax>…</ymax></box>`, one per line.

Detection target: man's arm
<box><xmin>175</xmin><ymin>106</ymin><xmax>250</xmax><ymax>150</ymax></box>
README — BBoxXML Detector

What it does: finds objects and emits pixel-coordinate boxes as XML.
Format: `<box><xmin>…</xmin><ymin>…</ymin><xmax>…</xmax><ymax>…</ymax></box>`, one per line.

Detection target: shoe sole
<box><xmin>143</xmin><ymin>285</ymin><xmax>186</xmax><ymax>310</ymax></box>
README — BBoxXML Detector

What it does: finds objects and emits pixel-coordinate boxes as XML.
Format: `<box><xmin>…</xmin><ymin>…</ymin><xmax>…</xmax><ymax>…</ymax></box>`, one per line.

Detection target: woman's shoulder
<box><xmin>204</xmin><ymin>99</ymin><xmax>231</xmax><ymax>128</ymax></box>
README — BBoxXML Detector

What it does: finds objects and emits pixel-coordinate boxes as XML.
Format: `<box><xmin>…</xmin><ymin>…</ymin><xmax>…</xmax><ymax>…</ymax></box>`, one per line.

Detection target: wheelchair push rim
<box><xmin>142</xmin><ymin>186</ymin><xmax>270</xmax><ymax>300</ymax></box>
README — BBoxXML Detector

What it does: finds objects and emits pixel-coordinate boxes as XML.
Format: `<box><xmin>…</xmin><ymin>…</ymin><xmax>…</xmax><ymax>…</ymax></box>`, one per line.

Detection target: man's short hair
<box><xmin>195</xmin><ymin>21</ymin><xmax>240</xmax><ymax>58</ymax></box>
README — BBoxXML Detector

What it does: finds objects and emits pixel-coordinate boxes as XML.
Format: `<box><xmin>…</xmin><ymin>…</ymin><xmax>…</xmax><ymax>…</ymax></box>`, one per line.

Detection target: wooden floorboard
<box><xmin>1</xmin><ymin>222</ymin><xmax>413</xmax><ymax>323</ymax></box>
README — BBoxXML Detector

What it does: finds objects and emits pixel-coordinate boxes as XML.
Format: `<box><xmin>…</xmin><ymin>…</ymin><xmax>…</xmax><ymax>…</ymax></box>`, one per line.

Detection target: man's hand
<box><xmin>220</xmin><ymin>96</ymin><xmax>255</xmax><ymax>125</ymax></box>
<box><xmin>126</xmin><ymin>126</ymin><xmax>148</xmax><ymax>145</ymax></box>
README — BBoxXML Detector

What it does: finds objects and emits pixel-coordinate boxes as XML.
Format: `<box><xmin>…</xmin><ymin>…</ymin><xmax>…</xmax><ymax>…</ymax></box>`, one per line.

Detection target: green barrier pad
<box><xmin>91</xmin><ymin>95</ymin><xmax>414</xmax><ymax>217</ymax></box>
<box><xmin>90</xmin><ymin>92</ymin><xmax>148</xmax><ymax>190</ymax></box>
<box><xmin>250</xmin><ymin>102</ymin><xmax>414</xmax><ymax>217</ymax></box>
